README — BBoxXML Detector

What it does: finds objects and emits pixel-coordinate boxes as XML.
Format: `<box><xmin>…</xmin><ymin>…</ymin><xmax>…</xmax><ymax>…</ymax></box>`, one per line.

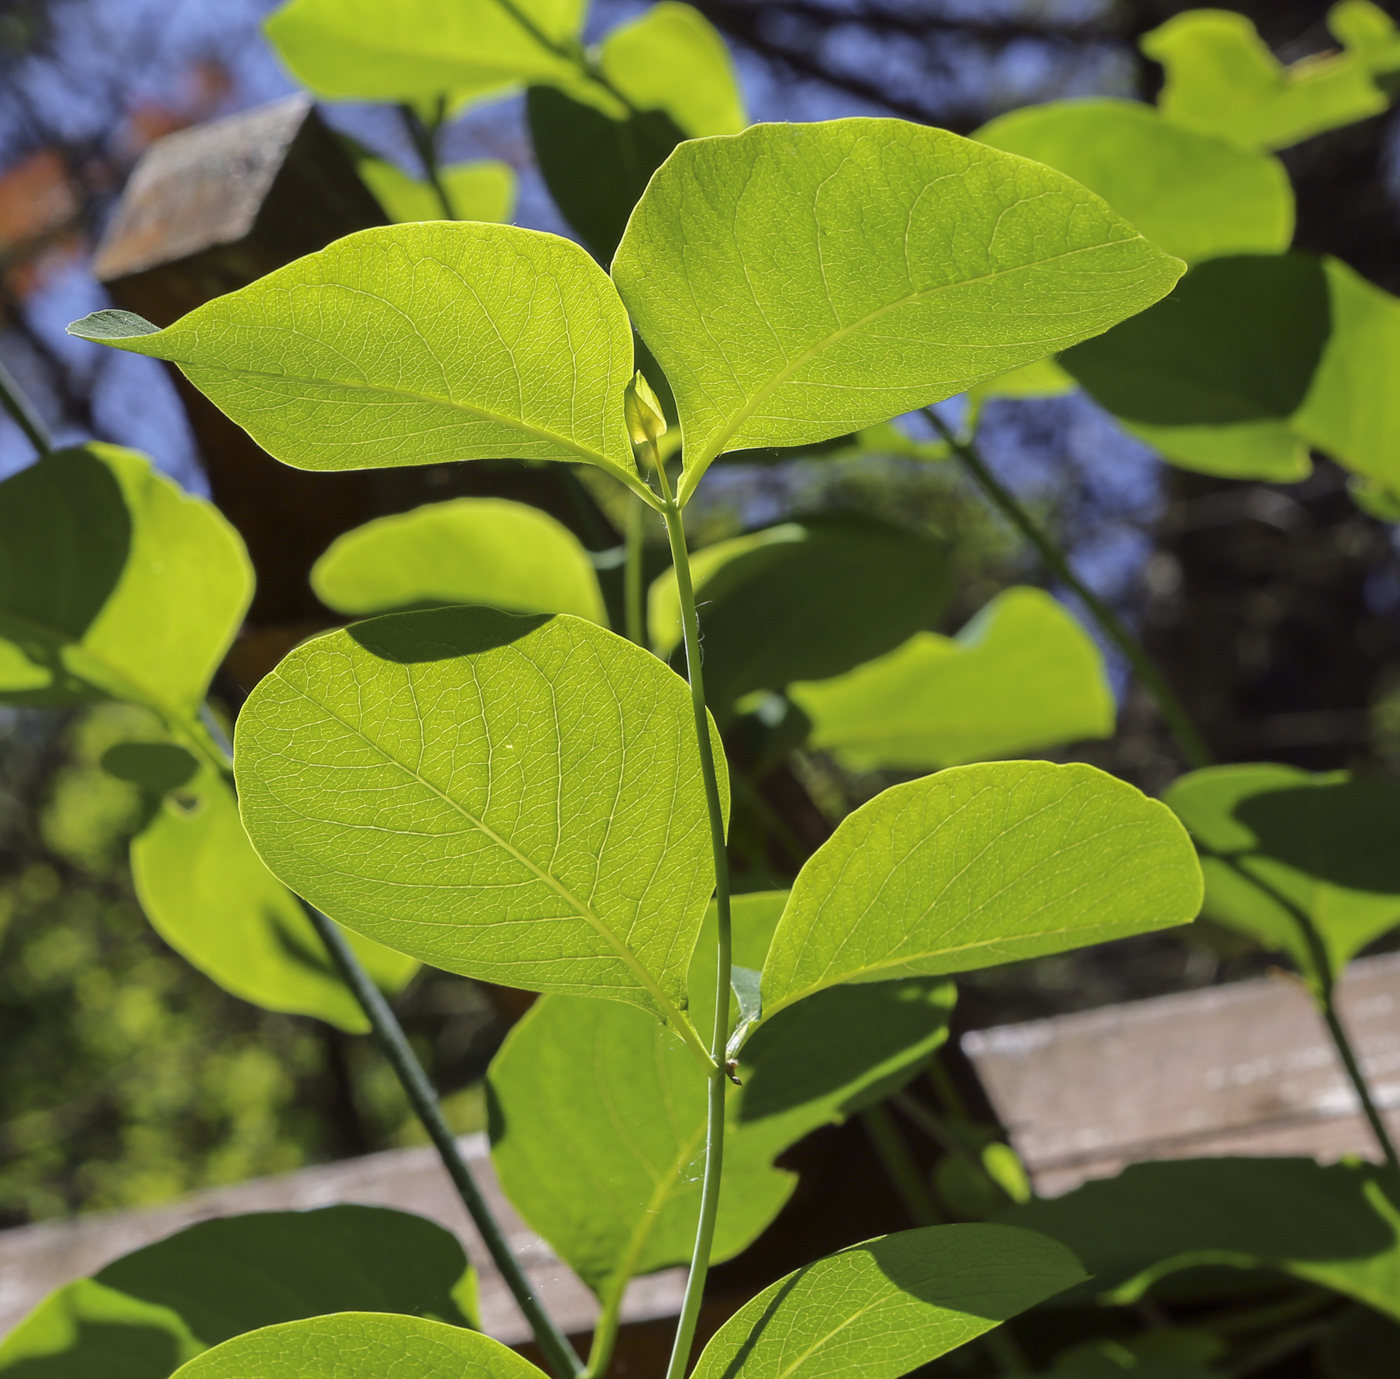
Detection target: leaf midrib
<box><xmin>275</xmin><ymin>671</ymin><xmax>704</xmax><ymax>1052</ymax></box>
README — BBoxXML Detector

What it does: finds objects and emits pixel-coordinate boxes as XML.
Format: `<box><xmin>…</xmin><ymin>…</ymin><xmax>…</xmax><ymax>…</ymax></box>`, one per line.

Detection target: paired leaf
<box><xmin>1142</xmin><ymin>9</ymin><xmax>1388</xmax><ymax>150</ymax></box>
<box><xmin>762</xmin><ymin>761</ymin><xmax>1202</xmax><ymax>1018</ymax></box>
<box><xmin>357</xmin><ymin>156</ymin><xmax>515</xmax><ymax>225</ymax></box>
<box><xmin>976</xmin><ymin>98</ymin><xmax>1293</xmax><ymax>264</ymax></box>
<box><xmin>127</xmin><ymin>751</ymin><xmax>415</xmax><ymax>1031</ymax></box>
<box><xmin>1005</xmin><ymin>1158</ymin><xmax>1400</xmax><ymax>1320</ymax></box>
<box><xmin>1060</xmin><ymin>252</ymin><xmax>1331</xmax><ymax>427</ymax></box>
<box><xmin>489</xmin><ymin>893</ymin><xmax>954</xmax><ymax>1302</ymax></box>
<box><xmin>169</xmin><ymin>1315</ymin><xmax>537</xmax><ymax>1379</ymax></box>
<box><xmin>264</xmin><ymin>0</ymin><xmax>588</xmax><ymax>107</ymax></box>
<box><xmin>1164</xmin><ymin>763</ymin><xmax>1400</xmax><ymax>988</ymax></box>
<box><xmin>0</xmin><ymin>445</ymin><xmax>251</xmax><ymax>715</ymax></box>
<box><xmin>234</xmin><ymin>609</ymin><xmax>725</xmax><ymax>1040</ymax></box>
<box><xmin>1294</xmin><ymin>255</ymin><xmax>1400</xmax><ymax>489</ymax></box>
<box><xmin>0</xmin><ymin>1206</ymin><xmax>475</xmax><ymax>1379</ymax></box>
<box><xmin>651</xmin><ymin>513</ymin><xmax>949</xmax><ymax>715</ymax></box>
<box><xmin>68</xmin><ymin>223</ymin><xmax>644</xmax><ymax>493</ymax></box>
<box><xmin>790</xmin><ymin>587</ymin><xmax>1114</xmax><ymax>770</ymax></box>
<box><xmin>311</xmin><ymin>498</ymin><xmax>606</xmax><ymax>625</ymax></box>
<box><xmin>612</xmin><ymin>119</ymin><xmax>1184</xmax><ymax>499</ymax></box>
<box><xmin>689</xmin><ymin>1224</ymin><xmax>1087</xmax><ymax>1379</ymax></box>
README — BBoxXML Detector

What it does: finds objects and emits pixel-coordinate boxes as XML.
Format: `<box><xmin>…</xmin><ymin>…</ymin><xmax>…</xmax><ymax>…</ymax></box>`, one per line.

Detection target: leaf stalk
<box><xmin>624</xmin><ymin>491</ymin><xmax>647</xmax><ymax>646</ymax></box>
<box><xmin>659</xmin><ymin>489</ymin><xmax>733</xmax><ymax>1379</ymax></box>
<box><xmin>0</xmin><ymin>356</ymin><xmax>53</xmax><ymax>458</ymax></box>
<box><xmin>398</xmin><ymin>100</ymin><xmax>457</xmax><ymax>221</ymax></box>
<box><xmin>925</xmin><ymin>408</ymin><xmax>1214</xmax><ymax>771</ymax></box>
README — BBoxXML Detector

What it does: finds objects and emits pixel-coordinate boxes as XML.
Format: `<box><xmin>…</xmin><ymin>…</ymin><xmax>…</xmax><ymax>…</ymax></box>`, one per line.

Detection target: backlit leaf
<box><xmin>976</xmin><ymin>98</ymin><xmax>1293</xmax><ymax>264</ymax></box>
<box><xmin>311</xmin><ymin>498</ymin><xmax>606</xmax><ymax>625</ymax></box>
<box><xmin>1142</xmin><ymin>9</ymin><xmax>1387</xmax><ymax>151</ymax></box>
<box><xmin>1059</xmin><ymin>253</ymin><xmax>1331</xmax><ymax>427</ymax></box>
<box><xmin>0</xmin><ymin>445</ymin><xmax>251</xmax><ymax>715</ymax></box>
<box><xmin>357</xmin><ymin>156</ymin><xmax>515</xmax><ymax>225</ymax></box>
<box><xmin>0</xmin><ymin>1206</ymin><xmax>475</xmax><ymax>1379</ymax></box>
<box><xmin>67</xmin><ymin>224</ymin><xmax>646</xmax><ymax>496</ymax></box>
<box><xmin>791</xmin><ymin>587</ymin><xmax>1114</xmax><ymax>770</ymax></box>
<box><xmin>131</xmin><ymin>756</ymin><xmax>415</xmax><ymax>1031</ymax></box>
<box><xmin>169</xmin><ymin>1315</ymin><xmax>539</xmax><ymax>1379</ymax></box>
<box><xmin>649</xmin><ymin>513</ymin><xmax>949</xmax><ymax>714</ymax></box>
<box><xmin>762</xmin><ymin>761</ymin><xmax>1202</xmax><ymax>1018</ymax></box>
<box><xmin>1122</xmin><ymin>418</ymin><xmax>1311</xmax><ymax>483</ymax></box>
<box><xmin>612</xmin><ymin>119</ymin><xmax>1184</xmax><ymax>500</ymax></box>
<box><xmin>489</xmin><ymin>893</ymin><xmax>953</xmax><ymax>1302</ymax></box>
<box><xmin>264</xmin><ymin>0</ymin><xmax>589</xmax><ymax>108</ymax></box>
<box><xmin>689</xmin><ymin>1224</ymin><xmax>1087</xmax><ymax>1379</ymax></box>
<box><xmin>1005</xmin><ymin>1158</ymin><xmax>1400</xmax><ymax>1320</ymax></box>
<box><xmin>1164</xmin><ymin>763</ymin><xmax>1400</xmax><ymax>987</ymax></box>
<box><xmin>1294</xmin><ymin>256</ymin><xmax>1400</xmax><ymax>489</ymax></box>
<box><xmin>234</xmin><ymin>608</ymin><xmax>725</xmax><ymax>1043</ymax></box>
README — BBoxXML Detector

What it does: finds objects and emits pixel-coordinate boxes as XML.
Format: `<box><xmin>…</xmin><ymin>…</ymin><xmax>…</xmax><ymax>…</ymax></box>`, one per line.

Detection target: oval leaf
<box><xmin>762</xmin><ymin>761</ymin><xmax>1202</xmax><ymax>1017</ymax></box>
<box><xmin>0</xmin><ymin>445</ymin><xmax>251</xmax><ymax>715</ymax></box>
<box><xmin>791</xmin><ymin>587</ymin><xmax>1115</xmax><ymax>770</ymax></box>
<box><xmin>132</xmin><ymin>759</ymin><xmax>415</xmax><ymax>1031</ymax></box>
<box><xmin>690</xmin><ymin>1224</ymin><xmax>1087</xmax><ymax>1379</ymax></box>
<box><xmin>611</xmin><ymin>118</ymin><xmax>1184</xmax><ymax>498</ymax></box>
<box><xmin>357</xmin><ymin>156</ymin><xmax>515</xmax><ymax>225</ymax></box>
<box><xmin>169</xmin><ymin>1314</ymin><xmax>540</xmax><ymax>1379</ymax></box>
<box><xmin>234</xmin><ymin>608</ymin><xmax>725</xmax><ymax>1042</ymax></box>
<box><xmin>68</xmin><ymin>224</ymin><xmax>644</xmax><ymax>493</ymax></box>
<box><xmin>311</xmin><ymin>498</ymin><xmax>606</xmax><ymax>624</ymax></box>
<box><xmin>0</xmin><ymin>1206</ymin><xmax>475</xmax><ymax>1379</ymax></box>
<box><xmin>1164</xmin><ymin>763</ymin><xmax>1400</xmax><ymax>987</ymax></box>
<box><xmin>977</xmin><ymin>98</ymin><xmax>1293</xmax><ymax>264</ymax></box>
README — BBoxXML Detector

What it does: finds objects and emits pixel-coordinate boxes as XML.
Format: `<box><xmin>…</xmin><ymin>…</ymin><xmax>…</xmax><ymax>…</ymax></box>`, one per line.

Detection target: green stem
<box><xmin>486</xmin><ymin>0</ymin><xmax>636</xmax><ymax>114</ymax></box>
<box><xmin>625</xmin><ymin>492</ymin><xmax>647</xmax><ymax>647</ymax></box>
<box><xmin>0</xmin><ymin>356</ymin><xmax>53</xmax><ymax>457</ymax></box>
<box><xmin>660</xmin><ymin>496</ymin><xmax>732</xmax><ymax>1379</ymax></box>
<box><xmin>860</xmin><ymin>1104</ymin><xmax>942</xmax><ymax>1226</ymax></box>
<box><xmin>305</xmin><ymin>903</ymin><xmax>584</xmax><ymax>1379</ymax></box>
<box><xmin>398</xmin><ymin>100</ymin><xmax>456</xmax><ymax>221</ymax></box>
<box><xmin>1322</xmin><ymin>989</ymin><xmax>1400</xmax><ymax>1179</ymax></box>
<box><xmin>925</xmin><ymin>409</ymin><xmax>1214</xmax><ymax>771</ymax></box>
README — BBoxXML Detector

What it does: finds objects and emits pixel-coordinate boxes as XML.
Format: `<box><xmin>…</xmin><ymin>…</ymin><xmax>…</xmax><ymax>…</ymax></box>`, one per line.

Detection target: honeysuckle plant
<box><xmin>3</xmin><ymin>2</ymin><xmax>1400</xmax><ymax>1377</ymax></box>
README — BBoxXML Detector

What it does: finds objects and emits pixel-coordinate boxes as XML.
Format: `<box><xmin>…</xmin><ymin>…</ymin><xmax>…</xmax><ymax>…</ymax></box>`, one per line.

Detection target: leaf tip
<box><xmin>67</xmin><ymin>308</ymin><xmax>161</xmax><ymax>345</ymax></box>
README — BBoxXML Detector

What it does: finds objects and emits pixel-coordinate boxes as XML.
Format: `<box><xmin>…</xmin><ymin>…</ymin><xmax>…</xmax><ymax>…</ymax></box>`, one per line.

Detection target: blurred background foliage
<box><xmin>3</xmin><ymin>0</ymin><xmax>1400</xmax><ymax>1228</ymax></box>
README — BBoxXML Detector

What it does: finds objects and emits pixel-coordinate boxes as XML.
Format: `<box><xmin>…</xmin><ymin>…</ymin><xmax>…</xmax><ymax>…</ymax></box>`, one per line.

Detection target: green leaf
<box><xmin>131</xmin><ymin>757</ymin><xmax>415</xmax><ymax>1031</ymax></box>
<box><xmin>1164</xmin><ymin>763</ymin><xmax>1400</xmax><ymax>988</ymax></box>
<box><xmin>311</xmin><ymin>498</ymin><xmax>606</xmax><ymax>625</ymax></box>
<box><xmin>263</xmin><ymin>0</ymin><xmax>589</xmax><ymax>108</ymax></box>
<box><xmin>1059</xmin><ymin>253</ymin><xmax>1331</xmax><ymax>427</ymax></box>
<box><xmin>967</xmin><ymin>358</ymin><xmax>1076</xmax><ymax>406</ymax></box>
<box><xmin>234</xmin><ymin>608</ymin><xmax>725</xmax><ymax>1045</ymax></box>
<box><xmin>649</xmin><ymin>513</ymin><xmax>949</xmax><ymax>715</ymax></box>
<box><xmin>1142</xmin><ymin>9</ymin><xmax>1387</xmax><ymax>151</ymax></box>
<box><xmin>600</xmin><ymin>2</ymin><xmax>745</xmax><ymax>139</ymax></box>
<box><xmin>1332</xmin><ymin>1</ymin><xmax>1400</xmax><ymax>76</ymax></box>
<box><xmin>689</xmin><ymin>1224</ymin><xmax>1087</xmax><ymax>1379</ymax></box>
<box><xmin>0</xmin><ymin>1206</ymin><xmax>476</xmax><ymax>1379</ymax></box>
<box><xmin>67</xmin><ymin>223</ymin><xmax>646</xmax><ymax>497</ymax></box>
<box><xmin>0</xmin><ymin>445</ymin><xmax>251</xmax><ymax>716</ymax></box>
<box><xmin>1122</xmin><ymin>418</ymin><xmax>1312</xmax><ymax>483</ymax></box>
<box><xmin>612</xmin><ymin>119</ymin><xmax>1184</xmax><ymax>500</ymax></box>
<box><xmin>762</xmin><ymin>761</ymin><xmax>1202</xmax><ymax>1018</ymax></box>
<box><xmin>1004</xmin><ymin>1158</ymin><xmax>1400</xmax><ymax>1320</ymax></box>
<box><xmin>168</xmin><ymin>1314</ymin><xmax>539</xmax><ymax>1379</ymax></box>
<box><xmin>357</xmin><ymin>156</ymin><xmax>515</xmax><ymax>224</ymax></box>
<box><xmin>488</xmin><ymin>892</ymin><xmax>954</xmax><ymax>1303</ymax></box>
<box><xmin>790</xmin><ymin>587</ymin><xmax>1114</xmax><ymax>771</ymax></box>
<box><xmin>1294</xmin><ymin>256</ymin><xmax>1400</xmax><ymax>489</ymax></box>
<box><xmin>976</xmin><ymin>98</ymin><xmax>1293</xmax><ymax>264</ymax></box>
<box><xmin>102</xmin><ymin>740</ymin><xmax>199</xmax><ymax>793</ymax></box>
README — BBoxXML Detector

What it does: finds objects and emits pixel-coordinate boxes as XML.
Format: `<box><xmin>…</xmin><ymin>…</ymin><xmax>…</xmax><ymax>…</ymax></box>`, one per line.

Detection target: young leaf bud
<box><xmin>624</xmin><ymin>370</ymin><xmax>668</xmax><ymax>449</ymax></box>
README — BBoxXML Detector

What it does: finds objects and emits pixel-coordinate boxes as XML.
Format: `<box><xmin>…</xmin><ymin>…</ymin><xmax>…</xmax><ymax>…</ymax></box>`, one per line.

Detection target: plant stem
<box><xmin>625</xmin><ymin>492</ymin><xmax>647</xmax><ymax>646</ymax></box>
<box><xmin>304</xmin><ymin>902</ymin><xmax>583</xmax><ymax>1379</ymax></box>
<box><xmin>660</xmin><ymin>496</ymin><xmax>733</xmax><ymax>1379</ymax></box>
<box><xmin>398</xmin><ymin>100</ymin><xmax>456</xmax><ymax>221</ymax></box>
<box><xmin>1321</xmin><ymin>990</ymin><xmax>1400</xmax><ymax>1179</ymax></box>
<box><xmin>0</xmin><ymin>356</ymin><xmax>53</xmax><ymax>457</ymax></box>
<box><xmin>925</xmin><ymin>409</ymin><xmax>1214</xmax><ymax>771</ymax></box>
<box><xmin>860</xmin><ymin>1104</ymin><xmax>942</xmax><ymax>1226</ymax></box>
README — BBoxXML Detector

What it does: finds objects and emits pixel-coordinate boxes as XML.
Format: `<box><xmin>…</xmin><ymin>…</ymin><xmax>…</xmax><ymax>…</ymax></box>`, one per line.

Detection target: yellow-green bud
<box><xmin>624</xmin><ymin>371</ymin><xmax>668</xmax><ymax>449</ymax></box>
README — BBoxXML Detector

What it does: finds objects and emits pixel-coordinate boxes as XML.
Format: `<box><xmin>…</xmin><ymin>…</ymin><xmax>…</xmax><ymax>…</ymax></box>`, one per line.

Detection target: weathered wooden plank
<box><xmin>0</xmin><ymin>1132</ymin><xmax>684</xmax><ymax>1344</ymax></box>
<box><xmin>963</xmin><ymin>952</ymin><xmax>1400</xmax><ymax>1197</ymax></box>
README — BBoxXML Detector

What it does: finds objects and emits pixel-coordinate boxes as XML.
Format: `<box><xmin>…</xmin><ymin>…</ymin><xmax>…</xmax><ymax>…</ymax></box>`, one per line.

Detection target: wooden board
<box><xmin>963</xmin><ymin>951</ymin><xmax>1400</xmax><ymax>1197</ymax></box>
